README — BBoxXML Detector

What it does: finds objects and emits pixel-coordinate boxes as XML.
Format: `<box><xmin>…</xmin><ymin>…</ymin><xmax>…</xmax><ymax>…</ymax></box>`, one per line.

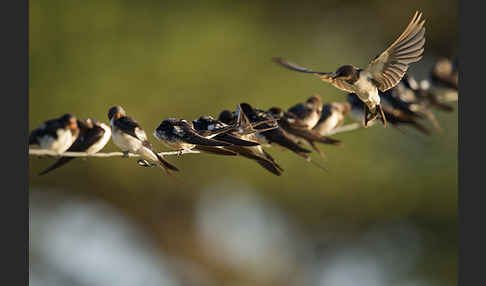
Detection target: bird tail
<box><xmin>155</xmin><ymin>152</ymin><xmax>179</xmax><ymax>173</ymax></box>
<box><xmin>272</xmin><ymin>57</ymin><xmax>330</xmax><ymax>75</ymax></box>
<box><xmin>38</xmin><ymin>157</ymin><xmax>76</xmax><ymax>175</ymax></box>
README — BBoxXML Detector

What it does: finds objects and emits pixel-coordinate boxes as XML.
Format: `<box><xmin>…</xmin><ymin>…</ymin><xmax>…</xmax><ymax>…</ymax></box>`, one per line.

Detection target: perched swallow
<box><xmin>274</xmin><ymin>11</ymin><xmax>426</xmax><ymax>127</ymax></box>
<box><xmin>229</xmin><ymin>103</ymin><xmax>312</xmax><ymax>158</ymax></box>
<box><xmin>347</xmin><ymin>93</ymin><xmax>430</xmax><ymax>135</ymax></box>
<box><xmin>39</xmin><ymin>118</ymin><xmax>112</xmax><ymax>175</ymax></box>
<box><xmin>192</xmin><ymin>116</ymin><xmax>260</xmax><ymax>146</ymax></box>
<box><xmin>194</xmin><ymin>113</ymin><xmax>284</xmax><ymax>176</ymax></box>
<box><xmin>108</xmin><ymin>106</ymin><xmax>179</xmax><ymax>174</ymax></box>
<box><xmin>286</xmin><ymin>95</ymin><xmax>323</xmax><ymax>128</ymax></box>
<box><xmin>29</xmin><ymin>113</ymin><xmax>79</xmax><ymax>154</ymax></box>
<box><xmin>268</xmin><ymin>106</ymin><xmax>341</xmax><ymax>158</ymax></box>
<box><xmin>430</xmin><ymin>57</ymin><xmax>458</xmax><ymax>90</ymax></box>
<box><xmin>384</xmin><ymin>79</ymin><xmax>444</xmax><ymax>132</ymax></box>
<box><xmin>416</xmin><ymin>79</ymin><xmax>454</xmax><ymax>112</ymax></box>
<box><xmin>313</xmin><ymin>102</ymin><xmax>351</xmax><ymax>135</ymax></box>
<box><xmin>153</xmin><ymin>118</ymin><xmax>233</xmax><ymax>154</ymax></box>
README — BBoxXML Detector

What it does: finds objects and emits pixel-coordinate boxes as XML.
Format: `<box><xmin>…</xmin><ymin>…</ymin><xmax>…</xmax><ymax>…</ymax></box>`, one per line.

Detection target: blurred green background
<box><xmin>29</xmin><ymin>0</ymin><xmax>457</xmax><ymax>285</ymax></box>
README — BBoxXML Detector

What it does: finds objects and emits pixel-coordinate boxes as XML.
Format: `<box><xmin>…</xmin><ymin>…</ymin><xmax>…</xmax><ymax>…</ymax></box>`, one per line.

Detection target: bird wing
<box><xmin>365</xmin><ymin>11</ymin><xmax>425</xmax><ymax>92</ymax></box>
<box><xmin>178</xmin><ymin>121</ymin><xmax>232</xmax><ymax>146</ymax></box>
<box><xmin>115</xmin><ymin>116</ymin><xmax>148</xmax><ymax>141</ymax></box>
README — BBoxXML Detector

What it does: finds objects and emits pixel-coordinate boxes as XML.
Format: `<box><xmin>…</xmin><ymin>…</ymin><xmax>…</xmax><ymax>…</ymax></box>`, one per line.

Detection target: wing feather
<box><xmin>366</xmin><ymin>11</ymin><xmax>426</xmax><ymax>91</ymax></box>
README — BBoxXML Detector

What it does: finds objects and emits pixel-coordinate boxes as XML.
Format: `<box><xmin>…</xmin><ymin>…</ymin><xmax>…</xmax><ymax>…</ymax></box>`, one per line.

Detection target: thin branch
<box><xmin>29</xmin><ymin>123</ymin><xmax>367</xmax><ymax>158</ymax></box>
<box><xmin>325</xmin><ymin>123</ymin><xmax>364</xmax><ymax>136</ymax></box>
<box><xmin>29</xmin><ymin>148</ymin><xmax>200</xmax><ymax>158</ymax></box>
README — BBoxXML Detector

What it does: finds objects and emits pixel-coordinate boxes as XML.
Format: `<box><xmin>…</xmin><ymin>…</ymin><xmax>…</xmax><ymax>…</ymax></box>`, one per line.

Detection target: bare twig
<box><xmin>29</xmin><ymin>122</ymin><xmax>367</xmax><ymax>158</ymax></box>
<box><xmin>325</xmin><ymin>123</ymin><xmax>364</xmax><ymax>136</ymax></box>
<box><xmin>28</xmin><ymin>149</ymin><xmax>200</xmax><ymax>158</ymax></box>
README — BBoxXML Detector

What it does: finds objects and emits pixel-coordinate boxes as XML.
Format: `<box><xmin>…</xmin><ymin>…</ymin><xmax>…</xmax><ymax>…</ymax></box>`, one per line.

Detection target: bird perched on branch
<box><xmin>234</xmin><ymin>103</ymin><xmax>312</xmax><ymax>158</ymax></box>
<box><xmin>39</xmin><ymin>118</ymin><xmax>111</xmax><ymax>175</ymax></box>
<box><xmin>267</xmin><ymin>103</ymin><xmax>341</xmax><ymax>158</ymax></box>
<box><xmin>29</xmin><ymin>113</ymin><xmax>79</xmax><ymax>154</ymax></box>
<box><xmin>347</xmin><ymin>93</ymin><xmax>430</xmax><ymax>135</ymax></box>
<box><xmin>430</xmin><ymin>57</ymin><xmax>458</xmax><ymax>91</ymax></box>
<box><xmin>108</xmin><ymin>105</ymin><xmax>179</xmax><ymax>174</ymax></box>
<box><xmin>313</xmin><ymin>102</ymin><xmax>351</xmax><ymax>136</ymax></box>
<box><xmin>153</xmin><ymin>118</ymin><xmax>234</xmax><ymax>155</ymax></box>
<box><xmin>198</xmin><ymin>112</ymin><xmax>284</xmax><ymax>176</ymax></box>
<box><xmin>274</xmin><ymin>11</ymin><xmax>426</xmax><ymax>128</ymax></box>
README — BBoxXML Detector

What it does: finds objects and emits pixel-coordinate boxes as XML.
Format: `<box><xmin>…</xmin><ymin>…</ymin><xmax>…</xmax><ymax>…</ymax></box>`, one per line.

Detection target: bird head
<box><xmin>332</xmin><ymin>65</ymin><xmax>357</xmax><ymax>81</ymax></box>
<box><xmin>108</xmin><ymin>106</ymin><xmax>126</xmax><ymax>121</ymax></box>
<box><xmin>60</xmin><ymin>113</ymin><xmax>78</xmax><ymax>130</ymax></box>
<box><xmin>307</xmin><ymin>95</ymin><xmax>323</xmax><ymax>110</ymax></box>
<box><xmin>218</xmin><ymin>110</ymin><xmax>235</xmax><ymax>125</ymax></box>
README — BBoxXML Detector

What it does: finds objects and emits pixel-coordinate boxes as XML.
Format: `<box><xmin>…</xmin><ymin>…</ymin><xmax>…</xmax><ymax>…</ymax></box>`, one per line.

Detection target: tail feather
<box><xmin>155</xmin><ymin>152</ymin><xmax>179</xmax><ymax>172</ymax></box>
<box><xmin>38</xmin><ymin>157</ymin><xmax>76</xmax><ymax>175</ymax></box>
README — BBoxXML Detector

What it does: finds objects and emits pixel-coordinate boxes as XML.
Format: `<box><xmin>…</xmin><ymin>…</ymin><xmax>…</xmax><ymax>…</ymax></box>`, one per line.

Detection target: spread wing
<box><xmin>365</xmin><ymin>11</ymin><xmax>426</xmax><ymax>92</ymax></box>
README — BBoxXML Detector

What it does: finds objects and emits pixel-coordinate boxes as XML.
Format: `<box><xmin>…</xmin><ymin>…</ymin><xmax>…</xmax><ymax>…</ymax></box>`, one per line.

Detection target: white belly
<box><xmin>86</xmin><ymin>125</ymin><xmax>111</xmax><ymax>154</ymax></box>
<box><xmin>355</xmin><ymin>73</ymin><xmax>380</xmax><ymax>109</ymax></box>
<box><xmin>314</xmin><ymin>114</ymin><xmax>340</xmax><ymax>135</ymax></box>
<box><xmin>112</xmin><ymin>128</ymin><xmax>143</xmax><ymax>152</ymax></box>
<box><xmin>305</xmin><ymin>112</ymin><xmax>320</xmax><ymax>129</ymax></box>
<box><xmin>39</xmin><ymin>128</ymin><xmax>73</xmax><ymax>153</ymax></box>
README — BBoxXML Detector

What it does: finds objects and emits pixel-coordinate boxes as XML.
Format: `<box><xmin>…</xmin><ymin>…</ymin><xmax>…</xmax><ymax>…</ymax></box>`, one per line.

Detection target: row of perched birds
<box><xmin>29</xmin><ymin>11</ymin><xmax>458</xmax><ymax>176</ymax></box>
<box><xmin>29</xmin><ymin>56</ymin><xmax>457</xmax><ymax>177</ymax></box>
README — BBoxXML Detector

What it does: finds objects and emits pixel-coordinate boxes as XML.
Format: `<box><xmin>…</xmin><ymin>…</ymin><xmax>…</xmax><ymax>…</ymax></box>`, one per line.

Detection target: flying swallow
<box><xmin>153</xmin><ymin>118</ymin><xmax>233</xmax><ymax>155</ymax></box>
<box><xmin>108</xmin><ymin>106</ymin><xmax>179</xmax><ymax>174</ymax></box>
<box><xmin>267</xmin><ymin>106</ymin><xmax>341</xmax><ymax>158</ymax></box>
<box><xmin>29</xmin><ymin>113</ymin><xmax>79</xmax><ymax>154</ymax></box>
<box><xmin>312</xmin><ymin>102</ymin><xmax>351</xmax><ymax>135</ymax></box>
<box><xmin>347</xmin><ymin>93</ymin><xmax>430</xmax><ymax>135</ymax></box>
<box><xmin>430</xmin><ymin>57</ymin><xmax>458</xmax><ymax>90</ymax></box>
<box><xmin>196</xmin><ymin>114</ymin><xmax>283</xmax><ymax>176</ymax></box>
<box><xmin>274</xmin><ymin>11</ymin><xmax>426</xmax><ymax>127</ymax></box>
<box><xmin>230</xmin><ymin>103</ymin><xmax>312</xmax><ymax>158</ymax></box>
<box><xmin>38</xmin><ymin>118</ymin><xmax>112</xmax><ymax>175</ymax></box>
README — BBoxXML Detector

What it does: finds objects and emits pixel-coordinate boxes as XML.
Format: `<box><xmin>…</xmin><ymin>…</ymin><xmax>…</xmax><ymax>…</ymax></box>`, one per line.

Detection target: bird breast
<box><xmin>111</xmin><ymin>127</ymin><xmax>143</xmax><ymax>152</ymax></box>
<box><xmin>39</xmin><ymin>128</ymin><xmax>73</xmax><ymax>153</ymax></box>
<box><xmin>86</xmin><ymin>125</ymin><xmax>112</xmax><ymax>154</ymax></box>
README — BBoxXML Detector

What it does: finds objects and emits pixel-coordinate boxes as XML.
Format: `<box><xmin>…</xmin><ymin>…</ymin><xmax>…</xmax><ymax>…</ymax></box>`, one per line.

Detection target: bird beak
<box><xmin>115</xmin><ymin>113</ymin><xmax>122</xmax><ymax>119</ymax></box>
<box><xmin>69</xmin><ymin>122</ymin><xmax>78</xmax><ymax>130</ymax></box>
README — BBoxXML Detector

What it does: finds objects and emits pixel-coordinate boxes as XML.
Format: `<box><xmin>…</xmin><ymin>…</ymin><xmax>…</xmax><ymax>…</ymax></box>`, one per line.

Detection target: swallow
<box><xmin>192</xmin><ymin>116</ymin><xmax>260</xmax><ymax>147</ymax></box>
<box><xmin>108</xmin><ymin>106</ymin><xmax>179</xmax><ymax>174</ymax></box>
<box><xmin>195</xmin><ymin>114</ymin><xmax>283</xmax><ymax>176</ymax></box>
<box><xmin>39</xmin><ymin>118</ymin><xmax>112</xmax><ymax>175</ymax></box>
<box><xmin>347</xmin><ymin>93</ymin><xmax>430</xmax><ymax>135</ymax></box>
<box><xmin>384</xmin><ymin>79</ymin><xmax>445</xmax><ymax>132</ymax></box>
<box><xmin>274</xmin><ymin>11</ymin><xmax>426</xmax><ymax>127</ymax></box>
<box><xmin>29</xmin><ymin>113</ymin><xmax>79</xmax><ymax>154</ymax></box>
<box><xmin>430</xmin><ymin>57</ymin><xmax>458</xmax><ymax>90</ymax></box>
<box><xmin>416</xmin><ymin>79</ymin><xmax>454</xmax><ymax>112</ymax></box>
<box><xmin>153</xmin><ymin>118</ymin><xmax>234</xmax><ymax>155</ymax></box>
<box><xmin>267</xmin><ymin>106</ymin><xmax>341</xmax><ymax>158</ymax></box>
<box><xmin>312</xmin><ymin>102</ymin><xmax>351</xmax><ymax>135</ymax></box>
<box><xmin>227</xmin><ymin>103</ymin><xmax>312</xmax><ymax>158</ymax></box>
<box><xmin>286</xmin><ymin>95</ymin><xmax>323</xmax><ymax>129</ymax></box>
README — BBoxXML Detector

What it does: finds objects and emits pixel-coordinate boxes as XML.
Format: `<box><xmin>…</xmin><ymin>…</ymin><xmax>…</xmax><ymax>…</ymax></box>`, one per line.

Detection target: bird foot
<box><xmin>137</xmin><ymin>159</ymin><xmax>156</xmax><ymax>167</ymax></box>
<box><xmin>122</xmin><ymin>151</ymin><xmax>130</xmax><ymax>158</ymax></box>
